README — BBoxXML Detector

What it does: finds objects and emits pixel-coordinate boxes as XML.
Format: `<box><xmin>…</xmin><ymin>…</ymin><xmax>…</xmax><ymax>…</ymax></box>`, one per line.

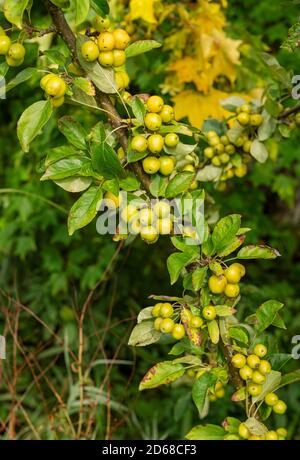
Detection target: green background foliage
<box><xmin>1</xmin><ymin>0</ymin><xmax>300</xmax><ymax>440</ymax></box>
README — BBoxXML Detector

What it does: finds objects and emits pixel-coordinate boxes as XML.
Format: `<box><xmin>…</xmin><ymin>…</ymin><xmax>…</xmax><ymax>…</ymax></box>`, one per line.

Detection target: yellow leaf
<box><xmin>169</xmin><ymin>57</ymin><xmax>210</xmax><ymax>93</ymax></box>
<box><xmin>173</xmin><ymin>89</ymin><xmax>233</xmax><ymax>128</ymax></box>
<box><xmin>130</xmin><ymin>0</ymin><xmax>157</xmax><ymax>24</ymax></box>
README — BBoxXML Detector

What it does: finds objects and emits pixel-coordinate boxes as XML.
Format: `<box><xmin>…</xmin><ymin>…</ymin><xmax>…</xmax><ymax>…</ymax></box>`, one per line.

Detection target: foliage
<box><xmin>0</xmin><ymin>0</ymin><xmax>300</xmax><ymax>442</ymax></box>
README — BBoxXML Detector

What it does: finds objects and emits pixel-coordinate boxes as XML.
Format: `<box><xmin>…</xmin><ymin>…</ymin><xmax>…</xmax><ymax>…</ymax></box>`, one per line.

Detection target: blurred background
<box><xmin>1</xmin><ymin>0</ymin><xmax>300</xmax><ymax>440</ymax></box>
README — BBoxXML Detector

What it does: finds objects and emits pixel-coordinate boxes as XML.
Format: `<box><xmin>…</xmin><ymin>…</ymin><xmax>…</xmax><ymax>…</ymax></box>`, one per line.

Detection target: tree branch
<box><xmin>279</xmin><ymin>101</ymin><xmax>300</xmax><ymax>119</ymax></box>
<box><xmin>45</xmin><ymin>0</ymin><xmax>152</xmax><ymax>195</ymax></box>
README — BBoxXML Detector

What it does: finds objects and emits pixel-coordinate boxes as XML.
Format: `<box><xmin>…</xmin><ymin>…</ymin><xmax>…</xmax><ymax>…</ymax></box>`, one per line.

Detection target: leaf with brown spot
<box><xmin>139</xmin><ymin>361</ymin><xmax>185</xmax><ymax>390</ymax></box>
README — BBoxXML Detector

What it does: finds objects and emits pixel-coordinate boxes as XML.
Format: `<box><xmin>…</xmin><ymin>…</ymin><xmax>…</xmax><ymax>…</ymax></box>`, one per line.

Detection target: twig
<box><xmin>45</xmin><ymin>0</ymin><xmax>152</xmax><ymax>195</ymax></box>
<box><xmin>279</xmin><ymin>101</ymin><xmax>300</xmax><ymax>119</ymax></box>
<box><xmin>24</xmin><ymin>24</ymin><xmax>57</xmax><ymax>37</ymax></box>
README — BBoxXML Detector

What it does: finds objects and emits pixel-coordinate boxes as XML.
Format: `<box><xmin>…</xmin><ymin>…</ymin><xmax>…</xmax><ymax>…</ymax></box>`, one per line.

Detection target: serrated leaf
<box><xmin>196</xmin><ymin>165</ymin><xmax>222</xmax><ymax>182</ymax></box>
<box><xmin>278</xmin><ymin>370</ymin><xmax>300</xmax><ymax>389</ymax></box>
<box><xmin>212</xmin><ymin>214</ymin><xmax>241</xmax><ymax>254</ymax></box>
<box><xmin>66</xmin><ymin>0</ymin><xmax>90</xmax><ymax>25</ymax></box>
<box><xmin>45</xmin><ymin>145</ymin><xmax>81</xmax><ymax>167</ymax></box>
<box><xmin>220</xmin><ymin>96</ymin><xmax>246</xmax><ymax>112</ymax></box>
<box><xmin>167</xmin><ymin>252</ymin><xmax>198</xmax><ymax>285</ymax></box>
<box><xmin>218</xmin><ymin>235</ymin><xmax>245</xmax><ymax>257</ymax></box>
<box><xmin>17</xmin><ymin>100</ymin><xmax>53</xmax><ymax>152</ymax></box>
<box><xmin>92</xmin><ymin>142</ymin><xmax>125</xmax><ymax>179</ymax></box>
<box><xmin>139</xmin><ymin>361</ymin><xmax>185</xmax><ymax>390</ymax></box>
<box><xmin>254</xmin><ymin>300</ymin><xmax>284</xmax><ymax>333</ymax></box>
<box><xmin>119</xmin><ymin>174</ymin><xmax>140</xmax><ymax>191</ymax></box>
<box><xmin>73</xmin><ymin>77</ymin><xmax>96</xmax><ymax>96</ymax></box>
<box><xmin>237</xmin><ymin>245</ymin><xmax>280</xmax><ymax>260</ymax></box>
<box><xmin>5</xmin><ymin>68</ymin><xmax>38</xmax><ymax>93</ymax></box>
<box><xmin>257</xmin><ymin>111</ymin><xmax>276</xmax><ymax>141</ymax></box>
<box><xmin>128</xmin><ymin>320</ymin><xmax>161</xmax><ymax>347</ymax></box>
<box><xmin>58</xmin><ymin>116</ymin><xmax>87</xmax><ymax>150</ymax></box>
<box><xmin>186</xmin><ymin>424</ymin><xmax>226</xmax><ymax>440</ymax></box>
<box><xmin>137</xmin><ymin>307</ymin><xmax>154</xmax><ymax>323</ymax></box>
<box><xmin>131</xmin><ymin>97</ymin><xmax>146</xmax><ymax>125</ymax></box>
<box><xmin>164</xmin><ymin>142</ymin><xmax>197</xmax><ymax>156</ymax></box>
<box><xmin>54</xmin><ymin>176</ymin><xmax>92</xmax><ymax>193</ymax></box>
<box><xmin>68</xmin><ymin>185</ymin><xmax>103</xmax><ymax>235</ymax></box>
<box><xmin>192</xmin><ymin>372</ymin><xmax>216</xmax><ymax>418</ymax></box>
<box><xmin>207</xmin><ymin>320</ymin><xmax>219</xmax><ymax>344</ymax></box>
<box><xmin>250</xmin><ymin>139</ymin><xmax>269</xmax><ymax>163</ymax></box>
<box><xmin>3</xmin><ymin>0</ymin><xmax>30</xmax><ymax>29</ymax></box>
<box><xmin>192</xmin><ymin>267</ymin><xmax>208</xmax><ymax>291</ymax></box>
<box><xmin>43</xmin><ymin>50</ymin><xmax>67</xmax><ymax>67</ymax></box>
<box><xmin>165</xmin><ymin>172</ymin><xmax>194</xmax><ymax>199</ymax></box>
<box><xmin>90</xmin><ymin>0</ymin><xmax>109</xmax><ymax>15</ymax></box>
<box><xmin>228</xmin><ymin>326</ymin><xmax>249</xmax><ymax>344</ymax></box>
<box><xmin>126</xmin><ymin>40</ymin><xmax>161</xmax><ymax>58</ymax></box>
<box><xmin>215</xmin><ymin>306</ymin><xmax>236</xmax><ymax>317</ymax></box>
<box><xmin>41</xmin><ymin>156</ymin><xmax>88</xmax><ymax>181</ymax></box>
<box><xmin>244</xmin><ymin>417</ymin><xmax>268</xmax><ymax>436</ymax></box>
<box><xmin>252</xmin><ymin>370</ymin><xmax>281</xmax><ymax>404</ymax></box>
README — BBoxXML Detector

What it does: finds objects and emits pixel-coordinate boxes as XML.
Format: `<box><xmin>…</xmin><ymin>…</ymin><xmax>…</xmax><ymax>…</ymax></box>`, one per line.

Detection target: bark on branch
<box><xmin>45</xmin><ymin>0</ymin><xmax>152</xmax><ymax>195</ymax></box>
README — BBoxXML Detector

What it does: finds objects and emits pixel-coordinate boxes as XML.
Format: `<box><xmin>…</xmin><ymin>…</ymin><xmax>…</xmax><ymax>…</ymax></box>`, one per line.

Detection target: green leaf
<box><xmin>127</xmin><ymin>143</ymin><xmax>148</xmax><ymax>163</ymax></box>
<box><xmin>54</xmin><ymin>176</ymin><xmax>93</xmax><ymax>193</ymax></box>
<box><xmin>229</xmin><ymin>326</ymin><xmax>249</xmax><ymax>344</ymax></box>
<box><xmin>102</xmin><ymin>179</ymin><xmax>119</xmax><ymax>195</ymax></box>
<box><xmin>3</xmin><ymin>0</ymin><xmax>30</xmax><ymax>28</ymax></box>
<box><xmin>167</xmin><ymin>252</ymin><xmax>198</xmax><ymax>285</ymax></box>
<box><xmin>237</xmin><ymin>245</ymin><xmax>280</xmax><ymax>260</ymax></box>
<box><xmin>43</xmin><ymin>50</ymin><xmax>67</xmax><ymax>67</ymax></box>
<box><xmin>244</xmin><ymin>417</ymin><xmax>268</xmax><ymax>436</ymax></box>
<box><xmin>66</xmin><ymin>0</ymin><xmax>90</xmax><ymax>25</ymax></box>
<box><xmin>220</xmin><ymin>96</ymin><xmax>246</xmax><ymax>112</ymax></box>
<box><xmin>149</xmin><ymin>175</ymin><xmax>168</xmax><ymax>197</ymax></box>
<box><xmin>252</xmin><ymin>371</ymin><xmax>281</xmax><ymax>404</ymax></box>
<box><xmin>218</xmin><ymin>235</ymin><xmax>245</xmax><ymax>257</ymax></box>
<box><xmin>41</xmin><ymin>156</ymin><xmax>87</xmax><ymax>181</ymax></box>
<box><xmin>207</xmin><ymin>320</ymin><xmax>219</xmax><ymax>344</ymax></box>
<box><xmin>131</xmin><ymin>97</ymin><xmax>146</xmax><ymax>125</ymax></box>
<box><xmin>170</xmin><ymin>236</ymin><xmax>199</xmax><ymax>255</ymax></box>
<box><xmin>257</xmin><ymin>111</ymin><xmax>276</xmax><ymax>141</ymax></box>
<box><xmin>215</xmin><ymin>305</ymin><xmax>236</xmax><ymax>317</ymax></box>
<box><xmin>5</xmin><ymin>68</ymin><xmax>38</xmax><ymax>93</ymax></box>
<box><xmin>128</xmin><ymin>320</ymin><xmax>161</xmax><ymax>347</ymax></box>
<box><xmin>186</xmin><ymin>424</ymin><xmax>226</xmax><ymax>440</ymax></box>
<box><xmin>196</xmin><ymin>165</ymin><xmax>222</xmax><ymax>182</ymax></box>
<box><xmin>90</xmin><ymin>0</ymin><xmax>109</xmax><ymax>16</ymax></box>
<box><xmin>255</xmin><ymin>300</ymin><xmax>284</xmax><ymax>333</ymax></box>
<box><xmin>250</xmin><ymin>139</ymin><xmax>268</xmax><ymax>163</ymax></box>
<box><xmin>202</xmin><ymin>118</ymin><xmax>226</xmax><ymax>136</ymax></box>
<box><xmin>119</xmin><ymin>174</ymin><xmax>140</xmax><ymax>191</ymax></box>
<box><xmin>0</xmin><ymin>62</ymin><xmax>9</xmax><ymax>77</ymax></box>
<box><xmin>192</xmin><ymin>267</ymin><xmax>208</xmax><ymax>291</ymax></box>
<box><xmin>164</xmin><ymin>142</ymin><xmax>197</xmax><ymax>156</ymax></box>
<box><xmin>139</xmin><ymin>361</ymin><xmax>185</xmax><ymax>390</ymax></box>
<box><xmin>17</xmin><ymin>100</ymin><xmax>53</xmax><ymax>153</ymax></box>
<box><xmin>192</xmin><ymin>372</ymin><xmax>217</xmax><ymax>418</ymax></box>
<box><xmin>77</xmin><ymin>36</ymin><xmax>117</xmax><ymax>94</ymax></box>
<box><xmin>165</xmin><ymin>172</ymin><xmax>194</xmax><ymax>199</ymax></box>
<box><xmin>68</xmin><ymin>185</ymin><xmax>103</xmax><ymax>235</ymax></box>
<box><xmin>212</xmin><ymin>214</ymin><xmax>241</xmax><ymax>254</ymax></box>
<box><xmin>125</xmin><ymin>40</ymin><xmax>162</xmax><ymax>58</ymax></box>
<box><xmin>45</xmin><ymin>145</ymin><xmax>81</xmax><ymax>167</ymax></box>
<box><xmin>137</xmin><ymin>307</ymin><xmax>154</xmax><ymax>323</ymax></box>
<box><xmin>92</xmin><ymin>142</ymin><xmax>125</xmax><ymax>179</ymax></box>
<box><xmin>73</xmin><ymin>77</ymin><xmax>96</xmax><ymax>96</ymax></box>
<box><xmin>278</xmin><ymin>370</ymin><xmax>300</xmax><ymax>389</ymax></box>
<box><xmin>58</xmin><ymin>116</ymin><xmax>87</xmax><ymax>150</ymax></box>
